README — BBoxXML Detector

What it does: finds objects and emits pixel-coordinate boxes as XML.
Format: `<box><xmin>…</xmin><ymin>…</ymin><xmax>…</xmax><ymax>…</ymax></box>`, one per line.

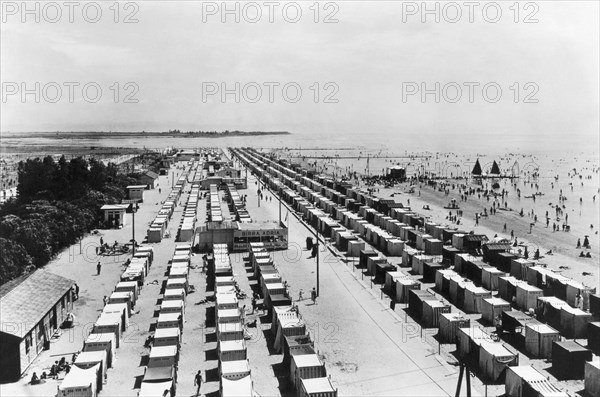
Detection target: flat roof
<box><xmin>221</xmin><ymin>376</ymin><xmax>253</xmax><ymax>396</ymax></box>
<box><xmin>237</xmin><ymin>221</ymin><xmax>285</xmax><ymax>231</ymax></box>
<box><xmin>161</xmin><ymin>300</ymin><xmax>184</xmax><ymax>308</ymax></box>
<box><xmin>85</xmin><ymin>332</ymin><xmax>115</xmax><ymax>343</ymax></box>
<box><xmin>508</xmin><ymin>366</ymin><xmax>545</xmax><ymax>382</ymax></box>
<box><xmin>484</xmin><ymin>297</ymin><xmax>510</xmax><ymax>305</ymax></box>
<box><xmin>301</xmin><ymin>377</ymin><xmax>335</xmax><ymax>393</ymax></box>
<box><xmin>157</xmin><ymin>313</ymin><xmax>180</xmax><ymax>321</ymax></box>
<box><xmin>154</xmin><ymin>327</ymin><xmax>180</xmax><ymax>338</ymax></box>
<box><xmin>149</xmin><ymin>345</ymin><xmax>177</xmax><ymax>358</ymax></box>
<box><xmin>74</xmin><ymin>350</ymin><xmax>106</xmax><ymax>364</ymax></box>
<box><xmin>219</xmin><ymin>339</ymin><xmax>245</xmax><ymax>350</ymax></box>
<box><xmin>101</xmin><ymin>204</ymin><xmax>130</xmax><ymax>211</ymax></box>
<box><xmin>220</xmin><ymin>359</ymin><xmax>250</xmax><ymax>375</ymax></box>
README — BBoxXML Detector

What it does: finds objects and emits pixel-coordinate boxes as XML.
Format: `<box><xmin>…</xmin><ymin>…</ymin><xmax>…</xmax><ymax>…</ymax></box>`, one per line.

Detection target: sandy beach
<box><xmin>381</xmin><ymin>182</ymin><xmax>599</xmax><ymax>291</ymax></box>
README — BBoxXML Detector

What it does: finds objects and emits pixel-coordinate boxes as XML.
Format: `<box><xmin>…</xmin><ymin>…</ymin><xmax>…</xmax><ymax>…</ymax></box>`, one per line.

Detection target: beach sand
<box><xmin>381</xmin><ymin>183</ymin><xmax>599</xmax><ymax>291</ymax></box>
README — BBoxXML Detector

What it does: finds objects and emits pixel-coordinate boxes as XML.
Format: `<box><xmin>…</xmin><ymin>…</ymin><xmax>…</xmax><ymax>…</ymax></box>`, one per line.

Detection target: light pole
<box><xmin>257</xmin><ymin>171</ymin><xmax>262</xmax><ymax>208</ymax></box>
<box><xmin>309</xmin><ymin>221</ymin><xmax>320</xmax><ymax>297</ymax></box>
<box><xmin>131</xmin><ymin>202</ymin><xmax>138</xmax><ymax>255</ymax></box>
<box><xmin>316</xmin><ymin>235</ymin><xmax>320</xmax><ymax>297</ymax></box>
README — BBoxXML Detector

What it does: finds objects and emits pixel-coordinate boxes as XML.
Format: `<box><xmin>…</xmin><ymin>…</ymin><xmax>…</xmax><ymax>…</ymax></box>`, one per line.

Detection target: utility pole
<box><xmin>317</xmin><ymin>240</ymin><xmax>320</xmax><ymax>297</ymax></box>
<box><xmin>132</xmin><ymin>203</ymin><xmax>137</xmax><ymax>255</ymax></box>
<box><xmin>308</xmin><ymin>224</ymin><xmax>320</xmax><ymax>297</ymax></box>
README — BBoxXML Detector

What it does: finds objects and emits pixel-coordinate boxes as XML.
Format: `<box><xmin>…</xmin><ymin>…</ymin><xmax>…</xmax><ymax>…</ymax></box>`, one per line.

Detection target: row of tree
<box><xmin>0</xmin><ymin>156</ymin><xmax>138</xmax><ymax>284</ymax></box>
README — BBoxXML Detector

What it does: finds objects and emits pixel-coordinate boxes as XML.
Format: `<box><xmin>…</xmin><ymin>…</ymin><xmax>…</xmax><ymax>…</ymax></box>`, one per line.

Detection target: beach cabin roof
<box><xmin>139</xmin><ymin>381</ymin><xmax>173</xmax><ymax>397</ymax></box>
<box><xmin>221</xmin><ymin>359</ymin><xmax>250</xmax><ymax>375</ymax></box>
<box><xmin>100</xmin><ymin>204</ymin><xmax>130</xmax><ymax>211</ymax></box>
<box><xmin>302</xmin><ymin>377</ymin><xmax>336</xmax><ymax>394</ymax></box>
<box><xmin>220</xmin><ymin>339</ymin><xmax>245</xmax><ymax>351</ymax></box>
<box><xmin>75</xmin><ymin>350</ymin><xmax>107</xmax><ymax>370</ymax></box>
<box><xmin>154</xmin><ymin>327</ymin><xmax>180</xmax><ymax>339</ymax></box>
<box><xmin>143</xmin><ymin>366</ymin><xmax>175</xmax><ymax>381</ymax></box>
<box><xmin>221</xmin><ymin>375</ymin><xmax>253</xmax><ymax>396</ymax></box>
<box><xmin>85</xmin><ymin>332</ymin><xmax>116</xmax><ymax>344</ymax></box>
<box><xmin>483</xmin><ymin>243</ymin><xmax>511</xmax><ymax>252</ymax></box>
<box><xmin>293</xmin><ymin>354</ymin><xmax>323</xmax><ymax>368</ymax></box>
<box><xmin>58</xmin><ymin>363</ymin><xmax>99</xmax><ymax>391</ymax></box>
<box><xmin>464</xmin><ymin>234</ymin><xmax>488</xmax><ymax>243</ymax></box>
<box><xmin>0</xmin><ymin>269</ymin><xmax>74</xmax><ymax>338</ymax></box>
<box><xmin>150</xmin><ymin>345</ymin><xmax>178</xmax><ymax>358</ymax></box>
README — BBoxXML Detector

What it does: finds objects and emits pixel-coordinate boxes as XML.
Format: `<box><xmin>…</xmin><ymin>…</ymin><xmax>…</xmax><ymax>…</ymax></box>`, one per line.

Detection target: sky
<box><xmin>1</xmin><ymin>1</ymin><xmax>598</xmax><ymax>146</ymax></box>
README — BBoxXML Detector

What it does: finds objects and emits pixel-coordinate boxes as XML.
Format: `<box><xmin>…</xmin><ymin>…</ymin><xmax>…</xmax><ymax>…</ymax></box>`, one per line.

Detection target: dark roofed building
<box><xmin>1</xmin><ymin>270</ymin><xmax>75</xmax><ymax>382</ymax></box>
<box><xmin>139</xmin><ymin>170</ymin><xmax>159</xmax><ymax>189</ymax></box>
<box><xmin>482</xmin><ymin>242</ymin><xmax>512</xmax><ymax>264</ymax></box>
<box><xmin>462</xmin><ymin>234</ymin><xmax>489</xmax><ymax>251</ymax></box>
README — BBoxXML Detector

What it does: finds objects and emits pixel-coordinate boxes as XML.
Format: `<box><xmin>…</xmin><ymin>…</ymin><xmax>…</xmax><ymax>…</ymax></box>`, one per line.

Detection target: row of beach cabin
<box><xmin>138</xmin><ymin>244</ymin><xmax>191</xmax><ymax>396</ymax></box>
<box><xmin>225</xmin><ymin>183</ymin><xmax>251</xmax><ymax>223</ymax></box>
<box><xmin>147</xmin><ymin>170</ymin><xmax>189</xmax><ymax>242</ymax></box>
<box><xmin>248</xmin><ymin>242</ymin><xmax>337</xmax><ymax>397</ymax></box>
<box><xmin>209</xmin><ymin>184</ymin><xmax>224</xmax><ymax>222</ymax></box>
<box><xmin>211</xmin><ymin>244</ymin><xmax>255</xmax><ymax>397</ymax></box>
<box><xmin>177</xmin><ymin>180</ymin><xmax>200</xmax><ymax>242</ymax></box>
<box><xmin>231</xmin><ymin>147</ymin><xmax>599</xmax><ymax>394</ymax></box>
<box><xmin>57</xmin><ymin>247</ymin><xmax>154</xmax><ymax>396</ymax></box>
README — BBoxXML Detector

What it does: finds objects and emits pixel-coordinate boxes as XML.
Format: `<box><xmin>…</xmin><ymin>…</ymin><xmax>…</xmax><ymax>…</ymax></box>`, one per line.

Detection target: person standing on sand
<box><xmin>194</xmin><ymin>370</ymin><xmax>203</xmax><ymax>396</ymax></box>
<box><xmin>97</xmin><ymin>261</ymin><xmax>102</xmax><ymax>275</ymax></box>
<box><xmin>311</xmin><ymin>287</ymin><xmax>317</xmax><ymax>305</ymax></box>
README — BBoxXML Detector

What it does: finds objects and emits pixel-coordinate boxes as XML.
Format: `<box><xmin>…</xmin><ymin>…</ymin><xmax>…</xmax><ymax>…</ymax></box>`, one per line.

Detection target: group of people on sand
<box><xmin>30</xmin><ymin>355</ymin><xmax>76</xmax><ymax>384</ymax></box>
<box><xmin>576</xmin><ymin>236</ymin><xmax>593</xmax><ymax>258</ymax></box>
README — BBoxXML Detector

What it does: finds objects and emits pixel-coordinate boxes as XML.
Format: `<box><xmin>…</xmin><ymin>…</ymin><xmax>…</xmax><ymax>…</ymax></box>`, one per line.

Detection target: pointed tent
<box><xmin>490</xmin><ymin>161</ymin><xmax>501</xmax><ymax>175</ymax></box>
<box><xmin>472</xmin><ymin>159</ymin><xmax>482</xmax><ymax>176</ymax></box>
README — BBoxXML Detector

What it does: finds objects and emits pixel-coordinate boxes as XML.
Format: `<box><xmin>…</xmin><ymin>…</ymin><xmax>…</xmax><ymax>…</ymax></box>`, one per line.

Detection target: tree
<box><xmin>1</xmin><ymin>154</ymin><xmax>149</xmax><ymax>284</ymax></box>
<box><xmin>0</xmin><ymin>238</ymin><xmax>34</xmax><ymax>284</ymax></box>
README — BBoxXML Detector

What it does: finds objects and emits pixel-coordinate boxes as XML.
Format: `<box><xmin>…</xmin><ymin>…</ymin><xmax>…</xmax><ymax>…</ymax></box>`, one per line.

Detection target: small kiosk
<box><xmin>148</xmin><ymin>345</ymin><xmax>179</xmax><ymax>368</ymax></box>
<box><xmin>153</xmin><ymin>327</ymin><xmax>181</xmax><ymax>347</ymax></box>
<box><xmin>524</xmin><ymin>323</ymin><xmax>559</xmax><ymax>359</ymax></box>
<box><xmin>218</xmin><ymin>339</ymin><xmax>247</xmax><ymax>362</ymax></box>
<box><xmin>83</xmin><ymin>333</ymin><xmax>116</xmax><ymax>368</ymax></box>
